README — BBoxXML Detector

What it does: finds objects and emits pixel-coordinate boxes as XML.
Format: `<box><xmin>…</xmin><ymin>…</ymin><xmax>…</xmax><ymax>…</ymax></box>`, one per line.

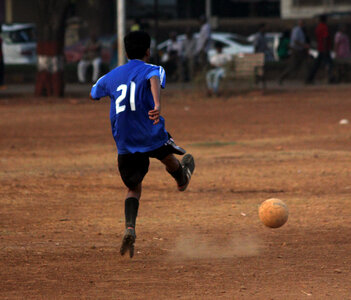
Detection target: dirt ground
<box><xmin>1</xmin><ymin>85</ymin><xmax>351</xmax><ymax>299</ymax></box>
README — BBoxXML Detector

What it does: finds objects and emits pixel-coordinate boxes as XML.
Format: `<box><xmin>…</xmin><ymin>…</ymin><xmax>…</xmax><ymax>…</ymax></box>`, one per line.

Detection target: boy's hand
<box><xmin>89</xmin><ymin>93</ymin><xmax>100</xmax><ymax>101</ymax></box>
<box><xmin>148</xmin><ymin>106</ymin><xmax>160</xmax><ymax>125</ymax></box>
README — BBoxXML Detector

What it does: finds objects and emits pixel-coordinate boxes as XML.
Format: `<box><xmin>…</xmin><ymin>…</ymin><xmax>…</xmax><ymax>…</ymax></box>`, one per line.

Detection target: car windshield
<box><xmin>227</xmin><ymin>36</ymin><xmax>252</xmax><ymax>46</ymax></box>
<box><xmin>4</xmin><ymin>27</ymin><xmax>36</xmax><ymax>44</ymax></box>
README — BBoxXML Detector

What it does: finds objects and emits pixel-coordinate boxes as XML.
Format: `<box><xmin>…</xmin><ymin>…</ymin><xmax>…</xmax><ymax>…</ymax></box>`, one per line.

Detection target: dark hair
<box><xmin>282</xmin><ymin>29</ymin><xmax>290</xmax><ymax>39</ymax></box>
<box><xmin>214</xmin><ymin>41</ymin><xmax>223</xmax><ymax>49</ymax></box>
<box><xmin>124</xmin><ymin>31</ymin><xmax>150</xmax><ymax>59</ymax></box>
<box><xmin>319</xmin><ymin>14</ymin><xmax>327</xmax><ymax>23</ymax></box>
<box><xmin>259</xmin><ymin>23</ymin><xmax>266</xmax><ymax>30</ymax></box>
<box><xmin>199</xmin><ymin>15</ymin><xmax>207</xmax><ymax>23</ymax></box>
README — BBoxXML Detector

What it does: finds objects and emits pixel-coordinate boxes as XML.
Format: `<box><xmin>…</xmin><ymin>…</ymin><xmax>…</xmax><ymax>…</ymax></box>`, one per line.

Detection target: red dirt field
<box><xmin>1</xmin><ymin>85</ymin><xmax>351</xmax><ymax>299</ymax></box>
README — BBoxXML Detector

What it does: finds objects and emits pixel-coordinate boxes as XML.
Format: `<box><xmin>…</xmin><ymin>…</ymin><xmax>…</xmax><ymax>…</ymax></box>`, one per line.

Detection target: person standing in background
<box><xmin>334</xmin><ymin>24</ymin><xmax>350</xmax><ymax>59</ymax></box>
<box><xmin>277</xmin><ymin>30</ymin><xmax>290</xmax><ymax>61</ymax></box>
<box><xmin>306</xmin><ymin>15</ymin><xmax>334</xmax><ymax>84</ymax></box>
<box><xmin>181</xmin><ymin>30</ymin><xmax>196</xmax><ymax>82</ymax></box>
<box><xmin>206</xmin><ymin>42</ymin><xmax>232</xmax><ymax>96</ymax></box>
<box><xmin>279</xmin><ymin>20</ymin><xmax>309</xmax><ymax>85</ymax></box>
<box><xmin>77</xmin><ymin>33</ymin><xmax>102</xmax><ymax>83</ymax></box>
<box><xmin>334</xmin><ymin>24</ymin><xmax>351</xmax><ymax>82</ymax></box>
<box><xmin>166</xmin><ymin>32</ymin><xmax>182</xmax><ymax>81</ymax></box>
<box><xmin>254</xmin><ymin>23</ymin><xmax>273</xmax><ymax>62</ymax></box>
<box><xmin>0</xmin><ymin>24</ymin><xmax>5</xmax><ymax>90</ymax></box>
<box><xmin>195</xmin><ymin>15</ymin><xmax>211</xmax><ymax>72</ymax></box>
<box><xmin>109</xmin><ymin>40</ymin><xmax>118</xmax><ymax>70</ymax></box>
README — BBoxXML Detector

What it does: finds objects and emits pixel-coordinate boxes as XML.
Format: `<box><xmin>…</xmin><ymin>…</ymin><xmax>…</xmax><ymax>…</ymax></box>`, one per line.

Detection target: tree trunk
<box><xmin>35</xmin><ymin>0</ymin><xmax>70</xmax><ymax>97</ymax></box>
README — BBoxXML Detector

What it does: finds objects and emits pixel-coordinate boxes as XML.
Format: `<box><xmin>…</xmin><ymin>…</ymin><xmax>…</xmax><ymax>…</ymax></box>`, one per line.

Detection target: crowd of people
<box><xmin>162</xmin><ymin>15</ymin><xmax>211</xmax><ymax>82</ymax></box>
<box><xmin>0</xmin><ymin>25</ymin><xmax>5</xmax><ymax>90</ymax></box>
<box><xmin>278</xmin><ymin>15</ymin><xmax>351</xmax><ymax>85</ymax></box>
<box><xmin>160</xmin><ymin>15</ymin><xmax>351</xmax><ymax>96</ymax></box>
<box><xmin>75</xmin><ymin>16</ymin><xmax>212</xmax><ymax>84</ymax></box>
<box><xmin>0</xmin><ymin>15</ymin><xmax>350</xmax><ymax>92</ymax></box>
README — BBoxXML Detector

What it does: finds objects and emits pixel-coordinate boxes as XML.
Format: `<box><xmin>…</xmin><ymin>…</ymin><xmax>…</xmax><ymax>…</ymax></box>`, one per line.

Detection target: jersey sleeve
<box><xmin>90</xmin><ymin>75</ymin><xmax>108</xmax><ymax>100</ymax></box>
<box><xmin>146</xmin><ymin>66</ymin><xmax>166</xmax><ymax>89</ymax></box>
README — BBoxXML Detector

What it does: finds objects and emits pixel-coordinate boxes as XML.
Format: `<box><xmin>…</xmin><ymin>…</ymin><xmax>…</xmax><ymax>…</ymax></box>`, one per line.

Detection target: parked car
<box><xmin>1</xmin><ymin>23</ymin><xmax>37</xmax><ymax>64</ymax></box>
<box><xmin>157</xmin><ymin>32</ymin><xmax>254</xmax><ymax>63</ymax></box>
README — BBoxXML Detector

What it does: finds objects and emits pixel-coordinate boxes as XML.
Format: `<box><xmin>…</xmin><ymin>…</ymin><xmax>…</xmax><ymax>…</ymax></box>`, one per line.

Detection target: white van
<box><xmin>1</xmin><ymin>23</ymin><xmax>37</xmax><ymax>64</ymax></box>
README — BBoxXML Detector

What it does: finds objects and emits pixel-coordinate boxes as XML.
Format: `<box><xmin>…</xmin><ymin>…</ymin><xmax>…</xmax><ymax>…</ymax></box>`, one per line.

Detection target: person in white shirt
<box><xmin>77</xmin><ymin>33</ymin><xmax>102</xmax><ymax>83</ymax></box>
<box><xmin>181</xmin><ymin>30</ymin><xmax>196</xmax><ymax>81</ymax></box>
<box><xmin>206</xmin><ymin>42</ymin><xmax>232</xmax><ymax>96</ymax></box>
<box><xmin>166</xmin><ymin>32</ymin><xmax>182</xmax><ymax>80</ymax></box>
<box><xmin>195</xmin><ymin>15</ymin><xmax>211</xmax><ymax>71</ymax></box>
<box><xmin>279</xmin><ymin>20</ymin><xmax>309</xmax><ymax>85</ymax></box>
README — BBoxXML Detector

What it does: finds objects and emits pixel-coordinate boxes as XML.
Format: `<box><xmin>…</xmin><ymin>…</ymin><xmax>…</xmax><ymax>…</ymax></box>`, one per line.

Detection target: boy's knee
<box><xmin>162</xmin><ymin>154</ymin><xmax>180</xmax><ymax>172</ymax></box>
<box><xmin>127</xmin><ymin>183</ymin><xmax>142</xmax><ymax>197</ymax></box>
<box><xmin>124</xmin><ymin>174</ymin><xmax>144</xmax><ymax>191</ymax></box>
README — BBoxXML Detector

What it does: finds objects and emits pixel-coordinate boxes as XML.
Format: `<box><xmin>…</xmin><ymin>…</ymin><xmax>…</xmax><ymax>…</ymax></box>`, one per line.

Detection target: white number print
<box><xmin>115</xmin><ymin>81</ymin><xmax>137</xmax><ymax>114</ymax></box>
<box><xmin>115</xmin><ymin>84</ymin><xmax>127</xmax><ymax>114</ymax></box>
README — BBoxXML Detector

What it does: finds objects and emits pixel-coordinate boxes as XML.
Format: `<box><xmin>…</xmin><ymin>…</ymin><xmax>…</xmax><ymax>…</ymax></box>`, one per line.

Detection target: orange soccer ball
<box><xmin>259</xmin><ymin>198</ymin><xmax>289</xmax><ymax>228</ymax></box>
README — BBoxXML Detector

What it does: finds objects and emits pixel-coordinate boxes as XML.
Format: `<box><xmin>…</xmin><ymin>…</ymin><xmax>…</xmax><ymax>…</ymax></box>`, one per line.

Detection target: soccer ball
<box><xmin>259</xmin><ymin>198</ymin><xmax>288</xmax><ymax>228</ymax></box>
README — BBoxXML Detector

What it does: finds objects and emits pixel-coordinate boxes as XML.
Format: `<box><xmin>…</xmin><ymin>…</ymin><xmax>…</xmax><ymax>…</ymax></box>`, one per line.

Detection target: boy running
<box><xmin>90</xmin><ymin>31</ymin><xmax>195</xmax><ymax>258</ymax></box>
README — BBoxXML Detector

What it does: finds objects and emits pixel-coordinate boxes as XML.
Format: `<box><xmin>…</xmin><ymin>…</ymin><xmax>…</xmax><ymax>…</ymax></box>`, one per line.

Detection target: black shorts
<box><xmin>118</xmin><ymin>136</ymin><xmax>186</xmax><ymax>190</ymax></box>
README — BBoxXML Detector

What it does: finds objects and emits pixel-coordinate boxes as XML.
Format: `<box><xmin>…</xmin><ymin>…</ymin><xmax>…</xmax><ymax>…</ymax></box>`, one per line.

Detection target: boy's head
<box><xmin>124</xmin><ymin>31</ymin><xmax>151</xmax><ymax>60</ymax></box>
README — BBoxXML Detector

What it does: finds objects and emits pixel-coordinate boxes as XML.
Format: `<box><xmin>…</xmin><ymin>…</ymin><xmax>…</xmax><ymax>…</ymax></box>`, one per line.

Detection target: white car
<box><xmin>1</xmin><ymin>23</ymin><xmax>37</xmax><ymax>64</ymax></box>
<box><xmin>157</xmin><ymin>32</ymin><xmax>254</xmax><ymax>62</ymax></box>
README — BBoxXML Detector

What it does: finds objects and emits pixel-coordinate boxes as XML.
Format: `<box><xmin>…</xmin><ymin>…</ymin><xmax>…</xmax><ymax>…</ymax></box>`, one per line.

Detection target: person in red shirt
<box><xmin>0</xmin><ymin>24</ymin><xmax>4</xmax><ymax>88</ymax></box>
<box><xmin>306</xmin><ymin>15</ymin><xmax>334</xmax><ymax>84</ymax></box>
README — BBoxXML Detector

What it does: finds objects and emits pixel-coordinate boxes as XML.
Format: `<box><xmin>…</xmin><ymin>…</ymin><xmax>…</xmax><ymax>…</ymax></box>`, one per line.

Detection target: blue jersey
<box><xmin>90</xmin><ymin>60</ymin><xmax>168</xmax><ymax>154</ymax></box>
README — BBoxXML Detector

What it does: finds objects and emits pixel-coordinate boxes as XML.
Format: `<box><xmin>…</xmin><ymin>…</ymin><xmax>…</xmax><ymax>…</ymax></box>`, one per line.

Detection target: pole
<box><xmin>154</xmin><ymin>0</ymin><xmax>159</xmax><ymax>64</ymax></box>
<box><xmin>5</xmin><ymin>0</ymin><xmax>13</xmax><ymax>23</ymax></box>
<box><xmin>117</xmin><ymin>0</ymin><xmax>126</xmax><ymax>66</ymax></box>
<box><xmin>205</xmin><ymin>0</ymin><xmax>211</xmax><ymax>21</ymax></box>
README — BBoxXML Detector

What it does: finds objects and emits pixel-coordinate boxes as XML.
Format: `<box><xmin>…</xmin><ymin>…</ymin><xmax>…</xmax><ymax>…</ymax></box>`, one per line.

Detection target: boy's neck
<box><xmin>131</xmin><ymin>56</ymin><xmax>148</xmax><ymax>63</ymax></box>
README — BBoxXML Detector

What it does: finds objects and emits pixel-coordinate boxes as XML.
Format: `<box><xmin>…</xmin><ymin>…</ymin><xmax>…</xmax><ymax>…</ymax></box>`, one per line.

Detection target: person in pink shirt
<box><xmin>334</xmin><ymin>25</ymin><xmax>351</xmax><ymax>59</ymax></box>
<box><xmin>334</xmin><ymin>25</ymin><xmax>351</xmax><ymax>82</ymax></box>
<box><xmin>0</xmin><ymin>24</ymin><xmax>4</xmax><ymax>89</ymax></box>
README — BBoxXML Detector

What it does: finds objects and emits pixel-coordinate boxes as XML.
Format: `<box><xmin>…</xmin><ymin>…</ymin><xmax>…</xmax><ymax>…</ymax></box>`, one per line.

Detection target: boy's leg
<box><xmin>206</xmin><ymin>69</ymin><xmax>213</xmax><ymax>91</ymax></box>
<box><xmin>77</xmin><ymin>60</ymin><xmax>88</xmax><ymax>83</ymax></box>
<box><xmin>118</xmin><ymin>153</ymin><xmax>149</xmax><ymax>258</ymax></box>
<box><xmin>120</xmin><ymin>183</ymin><xmax>141</xmax><ymax>258</ymax></box>
<box><xmin>161</xmin><ymin>153</ymin><xmax>195</xmax><ymax>192</ymax></box>
<box><xmin>213</xmin><ymin>68</ymin><xmax>224</xmax><ymax>95</ymax></box>
<box><xmin>147</xmin><ymin>135</ymin><xmax>195</xmax><ymax>191</ymax></box>
<box><xmin>125</xmin><ymin>183</ymin><xmax>141</xmax><ymax>228</ymax></box>
<box><xmin>92</xmin><ymin>57</ymin><xmax>102</xmax><ymax>82</ymax></box>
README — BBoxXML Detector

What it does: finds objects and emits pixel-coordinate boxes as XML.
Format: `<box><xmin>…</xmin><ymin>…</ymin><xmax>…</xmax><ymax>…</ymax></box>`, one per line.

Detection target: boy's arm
<box><xmin>90</xmin><ymin>75</ymin><xmax>107</xmax><ymax>101</ymax></box>
<box><xmin>148</xmin><ymin>75</ymin><xmax>161</xmax><ymax>125</ymax></box>
<box><xmin>89</xmin><ymin>93</ymin><xmax>98</xmax><ymax>101</ymax></box>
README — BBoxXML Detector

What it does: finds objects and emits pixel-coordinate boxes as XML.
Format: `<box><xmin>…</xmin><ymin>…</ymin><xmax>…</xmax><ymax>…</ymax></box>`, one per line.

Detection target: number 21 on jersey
<box><xmin>115</xmin><ymin>81</ymin><xmax>136</xmax><ymax>114</ymax></box>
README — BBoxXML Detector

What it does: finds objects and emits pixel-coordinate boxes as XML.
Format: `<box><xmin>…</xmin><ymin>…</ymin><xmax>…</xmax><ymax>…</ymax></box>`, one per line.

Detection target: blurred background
<box><xmin>0</xmin><ymin>0</ymin><xmax>351</xmax><ymax>95</ymax></box>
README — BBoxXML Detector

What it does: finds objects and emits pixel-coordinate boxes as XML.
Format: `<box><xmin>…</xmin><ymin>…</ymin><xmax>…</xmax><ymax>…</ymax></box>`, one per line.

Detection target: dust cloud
<box><xmin>170</xmin><ymin>233</ymin><xmax>261</xmax><ymax>260</ymax></box>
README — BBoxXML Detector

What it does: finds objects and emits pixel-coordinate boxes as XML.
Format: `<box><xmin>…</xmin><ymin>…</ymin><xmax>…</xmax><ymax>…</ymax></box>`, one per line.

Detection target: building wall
<box><xmin>0</xmin><ymin>0</ymin><xmax>4</xmax><ymax>23</ymax></box>
<box><xmin>11</xmin><ymin>0</ymin><xmax>36</xmax><ymax>23</ymax></box>
<box><xmin>281</xmin><ymin>0</ymin><xmax>351</xmax><ymax>19</ymax></box>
